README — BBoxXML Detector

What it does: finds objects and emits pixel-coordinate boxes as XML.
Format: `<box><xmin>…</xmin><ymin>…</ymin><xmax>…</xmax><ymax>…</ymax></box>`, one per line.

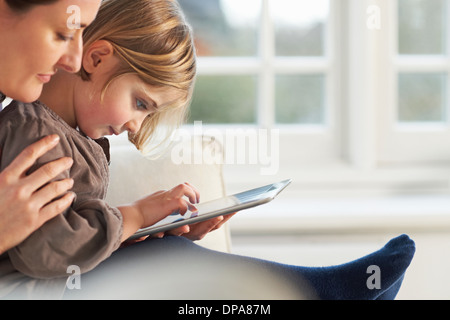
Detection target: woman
<box><xmin>0</xmin><ymin>0</ymin><xmax>105</xmax><ymax>254</ymax></box>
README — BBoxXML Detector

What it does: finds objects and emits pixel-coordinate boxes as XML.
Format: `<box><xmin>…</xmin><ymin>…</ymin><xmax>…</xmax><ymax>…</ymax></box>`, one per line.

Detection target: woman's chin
<box><xmin>5</xmin><ymin>83</ymin><xmax>43</xmax><ymax>103</ymax></box>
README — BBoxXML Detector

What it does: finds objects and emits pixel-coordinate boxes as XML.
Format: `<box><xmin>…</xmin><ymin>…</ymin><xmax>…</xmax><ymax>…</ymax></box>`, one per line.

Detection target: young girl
<box><xmin>0</xmin><ymin>0</ymin><xmax>415</xmax><ymax>299</ymax></box>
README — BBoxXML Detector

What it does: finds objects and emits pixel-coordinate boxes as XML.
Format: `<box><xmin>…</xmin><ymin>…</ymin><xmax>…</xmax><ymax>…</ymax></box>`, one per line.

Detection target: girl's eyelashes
<box><xmin>136</xmin><ymin>99</ymin><xmax>149</xmax><ymax>111</ymax></box>
<box><xmin>136</xmin><ymin>97</ymin><xmax>158</xmax><ymax>112</ymax></box>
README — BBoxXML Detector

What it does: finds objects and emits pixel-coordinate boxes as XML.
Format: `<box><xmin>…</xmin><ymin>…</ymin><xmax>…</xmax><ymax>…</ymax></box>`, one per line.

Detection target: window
<box><xmin>378</xmin><ymin>0</ymin><xmax>450</xmax><ymax>165</ymax></box>
<box><xmin>178</xmin><ymin>0</ymin><xmax>338</xmax><ymax>191</ymax></box>
<box><xmin>180</xmin><ymin>0</ymin><xmax>331</xmax><ymax>127</ymax></box>
<box><xmin>107</xmin><ymin>0</ymin><xmax>450</xmax><ymax>198</ymax></box>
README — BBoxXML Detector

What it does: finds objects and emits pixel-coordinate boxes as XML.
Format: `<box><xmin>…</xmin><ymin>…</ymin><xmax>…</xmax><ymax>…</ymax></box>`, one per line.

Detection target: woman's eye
<box><xmin>57</xmin><ymin>33</ymin><xmax>74</xmax><ymax>42</ymax></box>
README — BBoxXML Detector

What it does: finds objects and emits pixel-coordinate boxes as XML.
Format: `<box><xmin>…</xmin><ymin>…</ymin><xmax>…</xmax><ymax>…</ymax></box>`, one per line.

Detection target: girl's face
<box><xmin>0</xmin><ymin>0</ymin><xmax>101</xmax><ymax>102</ymax></box>
<box><xmin>74</xmin><ymin>73</ymin><xmax>183</xmax><ymax>140</ymax></box>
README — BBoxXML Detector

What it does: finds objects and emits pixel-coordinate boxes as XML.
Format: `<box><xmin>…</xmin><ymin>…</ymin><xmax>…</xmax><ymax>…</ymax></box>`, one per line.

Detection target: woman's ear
<box><xmin>82</xmin><ymin>40</ymin><xmax>115</xmax><ymax>75</ymax></box>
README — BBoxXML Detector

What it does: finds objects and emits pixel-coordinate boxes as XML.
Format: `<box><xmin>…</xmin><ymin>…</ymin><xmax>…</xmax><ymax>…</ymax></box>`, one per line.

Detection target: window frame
<box><xmin>109</xmin><ymin>0</ymin><xmax>450</xmax><ymax>198</ymax></box>
<box><xmin>191</xmin><ymin>0</ymin><xmax>341</xmax><ymax>182</ymax></box>
<box><xmin>378</xmin><ymin>0</ymin><xmax>450</xmax><ymax>164</ymax></box>
<box><xmin>194</xmin><ymin>0</ymin><xmax>450</xmax><ymax>195</ymax></box>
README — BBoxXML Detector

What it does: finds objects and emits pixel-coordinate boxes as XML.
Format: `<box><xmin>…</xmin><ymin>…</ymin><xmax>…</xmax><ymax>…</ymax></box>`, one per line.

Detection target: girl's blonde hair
<box><xmin>80</xmin><ymin>0</ymin><xmax>196</xmax><ymax>151</ymax></box>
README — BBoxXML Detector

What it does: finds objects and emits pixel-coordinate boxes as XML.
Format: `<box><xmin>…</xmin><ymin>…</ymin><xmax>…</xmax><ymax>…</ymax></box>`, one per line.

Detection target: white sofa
<box><xmin>105</xmin><ymin>135</ymin><xmax>232</xmax><ymax>253</ymax></box>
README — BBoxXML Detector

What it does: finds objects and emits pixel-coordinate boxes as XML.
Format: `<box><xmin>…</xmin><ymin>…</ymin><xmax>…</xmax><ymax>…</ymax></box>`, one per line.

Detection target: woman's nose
<box><xmin>55</xmin><ymin>36</ymin><xmax>83</xmax><ymax>73</ymax></box>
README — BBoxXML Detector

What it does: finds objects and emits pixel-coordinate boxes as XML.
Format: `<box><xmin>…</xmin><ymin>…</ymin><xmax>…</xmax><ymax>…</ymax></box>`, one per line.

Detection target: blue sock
<box><xmin>291</xmin><ymin>234</ymin><xmax>416</xmax><ymax>299</ymax></box>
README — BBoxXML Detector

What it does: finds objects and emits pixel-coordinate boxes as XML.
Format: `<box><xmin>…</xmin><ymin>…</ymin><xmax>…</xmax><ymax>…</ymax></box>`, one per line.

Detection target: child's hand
<box><xmin>118</xmin><ymin>182</ymin><xmax>200</xmax><ymax>241</ymax></box>
<box><xmin>160</xmin><ymin>212</ymin><xmax>236</xmax><ymax>240</ymax></box>
<box><xmin>149</xmin><ymin>224</ymin><xmax>190</xmax><ymax>239</ymax></box>
<box><xmin>136</xmin><ymin>182</ymin><xmax>199</xmax><ymax>227</ymax></box>
<box><xmin>182</xmin><ymin>212</ymin><xmax>236</xmax><ymax>241</ymax></box>
<box><xmin>120</xmin><ymin>235</ymin><xmax>149</xmax><ymax>248</ymax></box>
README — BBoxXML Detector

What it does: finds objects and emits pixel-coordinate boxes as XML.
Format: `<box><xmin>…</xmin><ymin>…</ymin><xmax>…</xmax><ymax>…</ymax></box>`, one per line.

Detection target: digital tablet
<box><xmin>128</xmin><ymin>179</ymin><xmax>292</xmax><ymax>240</ymax></box>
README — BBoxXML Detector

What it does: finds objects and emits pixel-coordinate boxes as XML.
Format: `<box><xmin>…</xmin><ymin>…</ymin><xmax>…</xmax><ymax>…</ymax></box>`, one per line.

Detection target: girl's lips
<box><xmin>37</xmin><ymin>74</ymin><xmax>53</xmax><ymax>83</ymax></box>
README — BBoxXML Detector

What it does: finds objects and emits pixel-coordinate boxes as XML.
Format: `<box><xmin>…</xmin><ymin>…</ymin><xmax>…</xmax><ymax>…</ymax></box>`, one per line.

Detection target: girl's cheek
<box><xmin>109</xmin><ymin>109</ymin><xmax>131</xmax><ymax>125</ymax></box>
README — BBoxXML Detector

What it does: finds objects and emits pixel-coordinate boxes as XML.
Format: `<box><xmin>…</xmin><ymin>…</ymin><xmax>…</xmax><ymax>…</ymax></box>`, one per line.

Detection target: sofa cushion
<box><xmin>105</xmin><ymin>135</ymin><xmax>231</xmax><ymax>252</ymax></box>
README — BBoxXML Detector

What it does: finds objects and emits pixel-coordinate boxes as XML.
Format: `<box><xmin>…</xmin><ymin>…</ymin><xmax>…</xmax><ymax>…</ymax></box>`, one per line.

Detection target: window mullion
<box><xmin>346</xmin><ymin>0</ymin><xmax>382</xmax><ymax>170</ymax></box>
<box><xmin>258</xmin><ymin>0</ymin><xmax>275</xmax><ymax>129</ymax></box>
<box><xmin>446</xmin><ymin>0</ymin><xmax>450</xmax><ymax>124</ymax></box>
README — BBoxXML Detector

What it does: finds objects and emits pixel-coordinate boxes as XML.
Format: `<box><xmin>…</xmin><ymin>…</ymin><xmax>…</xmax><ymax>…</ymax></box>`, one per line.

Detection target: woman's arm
<box><xmin>0</xmin><ymin>134</ymin><xmax>74</xmax><ymax>254</ymax></box>
<box><xmin>1</xmin><ymin>103</ymin><xmax>122</xmax><ymax>278</ymax></box>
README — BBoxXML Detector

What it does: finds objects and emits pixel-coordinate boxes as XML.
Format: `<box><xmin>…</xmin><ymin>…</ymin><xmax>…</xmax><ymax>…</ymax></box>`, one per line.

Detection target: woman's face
<box><xmin>0</xmin><ymin>0</ymin><xmax>101</xmax><ymax>102</ymax></box>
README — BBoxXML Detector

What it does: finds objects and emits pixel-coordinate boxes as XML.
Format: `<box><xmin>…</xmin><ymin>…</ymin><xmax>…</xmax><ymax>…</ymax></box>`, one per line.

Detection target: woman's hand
<box><xmin>0</xmin><ymin>135</ymin><xmax>74</xmax><ymax>254</ymax></box>
<box><xmin>118</xmin><ymin>182</ymin><xmax>200</xmax><ymax>242</ymax></box>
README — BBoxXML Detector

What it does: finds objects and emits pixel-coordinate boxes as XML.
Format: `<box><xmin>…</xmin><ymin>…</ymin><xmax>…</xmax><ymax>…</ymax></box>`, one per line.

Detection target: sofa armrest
<box><xmin>105</xmin><ymin>135</ymin><xmax>232</xmax><ymax>253</ymax></box>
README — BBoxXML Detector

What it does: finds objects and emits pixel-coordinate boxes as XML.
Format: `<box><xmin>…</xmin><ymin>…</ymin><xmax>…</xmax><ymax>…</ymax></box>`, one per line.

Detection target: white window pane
<box><xmin>398</xmin><ymin>73</ymin><xmax>447</xmax><ymax>122</ymax></box>
<box><xmin>179</xmin><ymin>0</ymin><xmax>260</xmax><ymax>57</ymax></box>
<box><xmin>272</xmin><ymin>0</ymin><xmax>329</xmax><ymax>57</ymax></box>
<box><xmin>398</xmin><ymin>0</ymin><xmax>446</xmax><ymax>55</ymax></box>
<box><xmin>275</xmin><ymin>74</ymin><xmax>325</xmax><ymax>124</ymax></box>
<box><xmin>188</xmin><ymin>75</ymin><xmax>257</xmax><ymax>124</ymax></box>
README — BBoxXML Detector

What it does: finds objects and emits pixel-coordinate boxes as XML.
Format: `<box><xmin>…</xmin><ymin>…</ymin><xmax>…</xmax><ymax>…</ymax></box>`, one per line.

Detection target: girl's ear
<box><xmin>82</xmin><ymin>40</ymin><xmax>115</xmax><ymax>75</ymax></box>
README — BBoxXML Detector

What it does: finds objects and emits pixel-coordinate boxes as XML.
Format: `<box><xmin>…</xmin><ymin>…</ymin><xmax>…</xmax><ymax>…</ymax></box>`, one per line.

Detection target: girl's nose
<box><xmin>125</xmin><ymin>115</ymin><xmax>148</xmax><ymax>134</ymax></box>
<box><xmin>125</xmin><ymin>119</ymin><xmax>140</xmax><ymax>134</ymax></box>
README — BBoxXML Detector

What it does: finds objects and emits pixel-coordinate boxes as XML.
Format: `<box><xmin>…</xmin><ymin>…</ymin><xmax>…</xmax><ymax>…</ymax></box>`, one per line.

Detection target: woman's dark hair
<box><xmin>5</xmin><ymin>0</ymin><xmax>59</xmax><ymax>12</ymax></box>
